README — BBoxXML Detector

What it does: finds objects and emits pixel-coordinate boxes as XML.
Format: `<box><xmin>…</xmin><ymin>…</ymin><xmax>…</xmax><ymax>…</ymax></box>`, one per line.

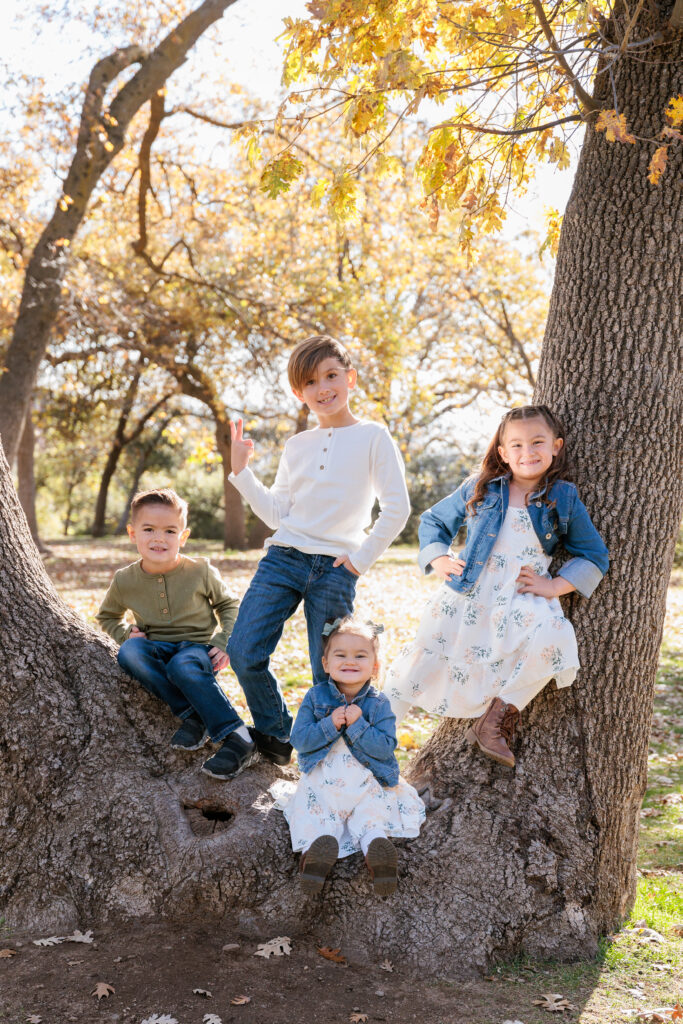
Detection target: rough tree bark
<box><xmin>0</xmin><ymin>3</ymin><xmax>682</xmax><ymax>976</ymax></box>
<box><xmin>0</xmin><ymin>0</ymin><xmax>237</xmax><ymax>466</ymax></box>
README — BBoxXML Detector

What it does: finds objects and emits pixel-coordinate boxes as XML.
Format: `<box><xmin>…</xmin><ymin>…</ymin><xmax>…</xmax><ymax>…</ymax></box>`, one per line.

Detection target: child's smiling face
<box><xmin>497</xmin><ymin>415</ymin><xmax>563</xmax><ymax>486</ymax></box>
<box><xmin>292</xmin><ymin>356</ymin><xmax>357</xmax><ymax>427</ymax></box>
<box><xmin>127</xmin><ymin>504</ymin><xmax>190</xmax><ymax>574</ymax></box>
<box><xmin>322</xmin><ymin>632</ymin><xmax>378</xmax><ymax>696</ymax></box>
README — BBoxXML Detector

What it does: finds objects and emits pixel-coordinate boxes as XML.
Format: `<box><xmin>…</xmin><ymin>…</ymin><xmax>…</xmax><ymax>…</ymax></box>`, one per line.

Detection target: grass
<box><xmin>42</xmin><ymin>539</ymin><xmax>683</xmax><ymax>1022</ymax></box>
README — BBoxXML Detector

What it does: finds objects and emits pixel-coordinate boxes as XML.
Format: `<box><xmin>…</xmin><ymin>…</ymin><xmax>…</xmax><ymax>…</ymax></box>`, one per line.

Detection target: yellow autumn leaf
<box><xmin>595</xmin><ymin>109</ymin><xmax>636</xmax><ymax>144</ymax></box>
<box><xmin>665</xmin><ymin>94</ymin><xmax>683</xmax><ymax>128</ymax></box>
<box><xmin>648</xmin><ymin>145</ymin><xmax>668</xmax><ymax>186</ymax></box>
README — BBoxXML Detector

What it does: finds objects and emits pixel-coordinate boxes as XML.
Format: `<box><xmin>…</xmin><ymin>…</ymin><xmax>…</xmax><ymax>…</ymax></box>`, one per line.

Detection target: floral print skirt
<box><xmin>271</xmin><ymin>738</ymin><xmax>425</xmax><ymax>858</ymax></box>
<box><xmin>386</xmin><ymin>506</ymin><xmax>579</xmax><ymax>718</ymax></box>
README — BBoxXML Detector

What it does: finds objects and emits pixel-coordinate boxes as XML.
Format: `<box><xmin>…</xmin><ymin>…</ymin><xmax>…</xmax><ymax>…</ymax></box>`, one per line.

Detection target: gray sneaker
<box><xmin>171</xmin><ymin>714</ymin><xmax>209</xmax><ymax>751</ymax></box>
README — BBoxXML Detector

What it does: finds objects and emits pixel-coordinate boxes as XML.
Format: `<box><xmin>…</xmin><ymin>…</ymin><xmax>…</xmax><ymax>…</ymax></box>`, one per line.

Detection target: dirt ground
<box><xmin>0</xmin><ymin>916</ymin><xmax>578</xmax><ymax>1024</ymax></box>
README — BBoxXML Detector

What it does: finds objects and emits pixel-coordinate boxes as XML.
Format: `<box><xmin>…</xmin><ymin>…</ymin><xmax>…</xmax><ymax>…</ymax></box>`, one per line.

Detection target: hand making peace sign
<box><xmin>229</xmin><ymin>418</ymin><xmax>255</xmax><ymax>475</ymax></box>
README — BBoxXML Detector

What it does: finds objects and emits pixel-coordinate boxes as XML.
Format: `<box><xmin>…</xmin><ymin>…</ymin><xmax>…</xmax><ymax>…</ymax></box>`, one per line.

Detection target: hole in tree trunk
<box><xmin>182</xmin><ymin>799</ymin><xmax>235</xmax><ymax>837</ymax></box>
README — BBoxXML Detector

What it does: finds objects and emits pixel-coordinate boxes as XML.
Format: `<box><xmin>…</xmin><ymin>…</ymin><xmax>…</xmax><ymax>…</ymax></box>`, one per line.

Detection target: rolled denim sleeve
<box><xmin>290</xmin><ymin>693</ymin><xmax>340</xmax><ymax>754</ymax></box>
<box><xmin>418</xmin><ymin>481</ymin><xmax>469</xmax><ymax>574</ymax></box>
<box><xmin>345</xmin><ymin>701</ymin><xmax>397</xmax><ymax>760</ymax></box>
<box><xmin>557</xmin><ymin>493</ymin><xmax>609</xmax><ymax>598</ymax></box>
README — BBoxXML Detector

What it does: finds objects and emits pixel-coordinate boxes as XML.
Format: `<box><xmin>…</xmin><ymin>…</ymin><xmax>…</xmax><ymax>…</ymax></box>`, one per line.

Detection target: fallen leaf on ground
<box><xmin>533</xmin><ymin>993</ymin><xmax>576</xmax><ymax>1013</ymax></box>
<box><xmin>26</xmin><ymin>1016</ymin><xmax>42</xmax><ymax>1023</ymax></box>
<box><xmin>254</xmin><ymin>936</ymin><xmax>291</xmax><ymax>958</ymax></box>
<box><xmin>627</xmin><ymin>989</ymin><xmax>646</xmax><ymax>998</ymax></box>
<box><xmin>624</xmin><ymin>927</ymin><xmax>665</xmax><ymax>943</ymax></box>
<box><xmin>0</xmin><ymin>949</ymin><xmax>17</xmax><ymax>957</ymax></box>
<box><xmin>222</xmin><ymin>943</ymin><xmax>240</xmax><ymax>952</ymax></box>
<box><xmin>502</xmin><ymin>1020</ymin><xmax>526</xmax><ymax>1024</ymax></box>
<box><xmin>66</xmin><ymin>959</ymin><xmax>85</xmax><ymax>967</ymax></box>
<box><xmin>317</xmin><ymin>946</ymin><xmax>347</xmax><ymax>964</ymax></box>
<box><xmin>379</xmin><ymin>958</ymin><xmax>393</xmax><ymax>972</ymax></box>
<box><xmin>65</xmin><ymin>929</ymin><xmax>94</xmax><ymax>944</ymax></box>
<box><xmin>636</xmin><ymin>1010</ymin><xmax>682</xmax><ymax>1022</ymax></box>
<box><xmin>203</xmin><ymin>1015</ymin><xmax>223</xmax><ymax>1024</ymax></box>
<box><xmin>32</xmin><ymin>936</ymin><xmax>64</xmax><ymax>947</ymax></box>
<box><xmin>92</xmin><ymin>982</ymin><xmax>115</xmax><ymax>1000</ymax></box>
<box><xmin>670</xmin><ymin>924</ymin><xmax>683</xmax><ymax>937</ymax></box>
<box><xmin>141</xmin><ymin>1016</ymin><xmax>178</xmax><ymax>1024</ymax></box>
<box><xmin>350</xmin><ymin>1015</ymin><xmax>368</xmax><ymax>1023</ymax></box>
<box><xmin>193</xmin><ymin>988</ymin><xmax>212</xmax><ymax>997</ymax></box>
<box><xmin>641</xmin><ymin>808</ymin><xmax>663</xmax><ymax>817</ymax></box>
<box><xmin>230</xmin><ymin>995</ymin><xmax>251</xmax><ymax>1005</ymax></box>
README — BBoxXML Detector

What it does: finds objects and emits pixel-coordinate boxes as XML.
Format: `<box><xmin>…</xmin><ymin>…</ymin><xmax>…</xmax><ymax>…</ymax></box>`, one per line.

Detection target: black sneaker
<box><xmin>248</xmin><ymin>727</ymin><xmax>293</xmax><ymax>766</ymax></box>
<box><xmin>201</xmin><ymin>732</ymin><xmax>260</xmax><ymax>780</ymax></box>
<box><xmin>171</xmin><ymin>714</ymin><xmax>209</xmax><ymax>751</ymax></box>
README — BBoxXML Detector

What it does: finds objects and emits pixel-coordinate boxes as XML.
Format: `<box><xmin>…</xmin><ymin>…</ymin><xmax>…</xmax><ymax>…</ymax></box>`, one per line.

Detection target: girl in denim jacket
<box><xmin>273</xmin><ymin>617</ymin><xmax>424</xmax><ymax>896</ymax></box>
<box><xmin>386</xmin><ymin>406</ymin><xmax>608</xmax><ymax>769</ymax></box>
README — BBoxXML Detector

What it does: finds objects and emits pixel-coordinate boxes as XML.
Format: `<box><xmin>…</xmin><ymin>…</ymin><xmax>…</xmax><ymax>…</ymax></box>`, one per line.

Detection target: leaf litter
<box><xmin>91</xmin><ymin>981</ymin><xmax>115</xmax><ymax>999</ymax></box>
<box><xmin>254</xmin><ymin>936</ymin><xmax>291</xmax><ymax>958</ymax></box>
<box><xmin>533</xmin><ymin>993</ymin><xmax>576</xmax><ymax>1013</ymax></box>
<box><xmin>317</xmin><ymin>945</ymin><xmax>347</xmax><ymax>964</ymax></box>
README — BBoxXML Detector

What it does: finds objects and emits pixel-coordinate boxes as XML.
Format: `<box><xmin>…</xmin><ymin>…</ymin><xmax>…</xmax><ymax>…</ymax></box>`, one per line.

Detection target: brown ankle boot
<box><xmin>466</xmin><ymin>697</ymin><xmax>518</xmax><ymax>768</ymax></box>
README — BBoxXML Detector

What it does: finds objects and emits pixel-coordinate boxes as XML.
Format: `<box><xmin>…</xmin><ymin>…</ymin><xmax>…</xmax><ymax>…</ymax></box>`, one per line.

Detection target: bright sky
<box><xmin>1</xmin><ymin>0</ymin><xmax>580</xmax><ymax>449</ymax></box>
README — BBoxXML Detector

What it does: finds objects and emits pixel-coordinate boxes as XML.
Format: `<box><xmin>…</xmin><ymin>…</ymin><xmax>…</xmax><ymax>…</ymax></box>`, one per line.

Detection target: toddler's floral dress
<box><xmin>271</xmin><ymin>737</ymin><xmax>425</xmax><ymax>858</ymax></box>
<box><xmin>386</xmin><ymin>506</ymin><xmax>579</xmax><ymax>716</ymax></box>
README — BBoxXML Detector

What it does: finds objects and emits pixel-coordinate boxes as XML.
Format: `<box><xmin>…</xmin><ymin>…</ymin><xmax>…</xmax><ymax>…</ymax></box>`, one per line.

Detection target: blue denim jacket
<box><xmin>291</xmin><ymin>678</ymin><xmax>399</xmax><ymax>787</ymax></box>
<box><xmin>418</xmin><ymin>475</ymin><xmax>609</xmax><ymax>599</ymax></box>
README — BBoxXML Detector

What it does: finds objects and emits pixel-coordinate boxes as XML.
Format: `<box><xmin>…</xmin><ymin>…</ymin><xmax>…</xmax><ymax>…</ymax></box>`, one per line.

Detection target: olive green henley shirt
<box><xmin>96</xmin><ymin>555</ymin><xmax>239</xmax><ymax>651</ymax></box>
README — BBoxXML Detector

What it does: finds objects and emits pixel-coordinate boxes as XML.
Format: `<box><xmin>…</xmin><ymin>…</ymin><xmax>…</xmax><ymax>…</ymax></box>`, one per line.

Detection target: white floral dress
<box><xmin>386</xmin><ymin>506</ymin><xmax>579</xmax><ymax>718</ymax></box>
<box><xmin>271</xmin><ymin>738</ymin><xmax>425</xmax><ymax>858</ymax></box>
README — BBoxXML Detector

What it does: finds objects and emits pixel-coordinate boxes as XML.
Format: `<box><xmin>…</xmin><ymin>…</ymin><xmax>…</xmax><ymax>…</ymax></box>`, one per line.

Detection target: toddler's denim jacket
<box><xmin>291</xmin><ymin>678</ymin><xmax>399</xmax><ymax>787</ymax></box>
<box><xmin>418</xmin><ymin>474</ymin><xmax>609</xmax><ymax>599</ymax></box>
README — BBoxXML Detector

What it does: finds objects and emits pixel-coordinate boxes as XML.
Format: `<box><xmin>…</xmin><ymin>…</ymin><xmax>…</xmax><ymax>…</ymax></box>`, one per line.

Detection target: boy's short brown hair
<box><xmin>130</xmin><ymin>488</ymin><xmax>188</xmax><ymax>527</ymax></box>
<box><xmin>287</xmin><ymin>334</ymin><xmax>353</xmax><ymax>393</ymax></box>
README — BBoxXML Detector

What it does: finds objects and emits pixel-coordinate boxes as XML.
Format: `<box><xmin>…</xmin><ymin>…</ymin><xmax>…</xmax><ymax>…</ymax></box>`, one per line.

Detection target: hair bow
<box><xmin>366</xmin><ymin>620</ymin><xmax>384</xmax><ymax>637</ymax></box>
<box><xmin>321</xmin><ymin>617</ymin><xmax>345</xmax><ymax>638</ymax></box>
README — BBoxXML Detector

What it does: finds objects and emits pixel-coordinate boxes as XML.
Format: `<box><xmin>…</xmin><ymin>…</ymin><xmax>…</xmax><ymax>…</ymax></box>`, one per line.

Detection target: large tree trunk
<box><xmin>16</xmin><ymin>402</ymin><xmax>49</xmax><ymax>554</ymax></box>
<box><xmin>0</xmin><ymin>0</ymin><xmax>236</xmax><ymax>466</ymax></box>
<box><xmin>215</xmin><ymin>415</ymin><xmax>247</xmax><ymax>550</ymax></box>
<box><xmin>0</xmin><ymin>5</ymin><xmax>681</xmax><ymax>977</ymax></box>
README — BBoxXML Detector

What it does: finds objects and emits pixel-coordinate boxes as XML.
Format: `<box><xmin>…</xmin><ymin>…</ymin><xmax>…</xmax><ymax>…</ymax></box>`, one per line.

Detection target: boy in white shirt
<box><xmin>227</xmin><ymin>334</ymin><xmax>410</xmax><ymax>774</ymax></box>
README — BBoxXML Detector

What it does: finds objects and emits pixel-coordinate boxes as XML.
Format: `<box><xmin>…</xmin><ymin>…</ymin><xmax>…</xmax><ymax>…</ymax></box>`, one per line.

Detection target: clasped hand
<box><xmin>331</xmin><ymin>704</ymin><xmax>362</xmax><ymax>730</ymax></box>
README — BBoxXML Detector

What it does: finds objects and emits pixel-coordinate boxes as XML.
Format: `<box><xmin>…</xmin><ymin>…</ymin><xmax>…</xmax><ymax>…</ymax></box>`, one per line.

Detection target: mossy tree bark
<box><xmin>0</xmin><ymin>2</ymin><xmax>681</xmax><ymax>977</ymax></box>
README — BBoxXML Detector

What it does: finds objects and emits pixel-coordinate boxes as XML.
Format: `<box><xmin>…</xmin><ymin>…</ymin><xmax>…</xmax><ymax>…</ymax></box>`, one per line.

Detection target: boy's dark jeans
<box><xmin>227</xmin><ymin>546</ymin><xmax>358</xmax><ymax>742</ymax></box>
<box><xmin>117</xmin><ymin>638</ymin><xmax>243</xmax><ymax>742</ymax></box>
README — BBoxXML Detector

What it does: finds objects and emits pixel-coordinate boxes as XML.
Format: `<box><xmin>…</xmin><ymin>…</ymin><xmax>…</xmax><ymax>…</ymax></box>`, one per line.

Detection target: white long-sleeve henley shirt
<box><xmin>229</xmin><ymin>421</ymin><xmax>410</xmax><ymax>574</ymax></box>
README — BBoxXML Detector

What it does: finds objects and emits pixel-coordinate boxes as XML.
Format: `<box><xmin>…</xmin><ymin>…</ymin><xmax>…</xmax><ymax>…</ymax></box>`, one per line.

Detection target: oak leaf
<box><xmin>254</xmin><ymin>936</ymin><xmax>291</xmax><ymax>958</ymax></box>
<box><xmin>0</xmin><ymin>949</ymin><xmax>17</xmax><ymax>957</ymax></box>
<box><xmin>32</xmin><ymin>936</ymin><xmax>64</xmax><ymax>946</ymax></box>
<box><xmin>230</xmin><ymin>995</ymin><xmax>251</xmax><ymax>1005</ymax></box>
<box><xmin>193</xmin><ymin>988</ymin><xmax>212</xmax><ymax>997</ymax></box>
<box><xmin>665</xmin><ymin>95</ymin><xmax>683</xmax><ymax>128</ymax></box>
<box><xmin>27</xmin><ymin>1017</ymin><xmax>42</xmax><ymax>1024</ymax></box>
<box><xmin>595</xmin><ymin>109</ymin><xmax>636</xmax><ymax>144</ymax></box>
<box><xmin>141</xmin><ymin>1017</ymin><xmax>178</xmax><ymax>1024</ymax></box>
<box><xmin>317</xmin><ymin>945</ymin><xmax>347</xmax><ymax>964</ymax></box>
<box><xmin>648</xmin><ymin>146</ymin><xmax>668</xmax><ymax>185</ymax></box>
<box><xmin>65</xmin><ymin>929</ymin><xmax>94</xmax><ymax>944</ymax></box>
<box><xmin>92</xmin><ymin>982</ymin><xmax>115</xmax><ymax>1000</ymax></box>
<box><xmin>203</xmin><ymin>1016</ymin><xmax>223</xmax><ymax>1024</ymax></box>
<box><xmin>533</xmin><ymin>992</ymin><xmax>576</xmax><ymax>1012</ymax></box>
<box><xmin>350</xmin><ymin>1015</ymin><xmax>368</xmax><ymax>1023</ymax></box>
<box><xmin>379</xmin><ymin>958</ymin><xmax>394</xmax><ymax>971</ymax></box>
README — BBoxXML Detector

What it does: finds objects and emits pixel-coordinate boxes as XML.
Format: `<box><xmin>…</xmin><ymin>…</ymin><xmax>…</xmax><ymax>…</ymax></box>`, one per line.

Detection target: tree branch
<box><xmin>531</xmin><ymin>0</ymin><xmax>601</xmax><ymax>112</ymax></box>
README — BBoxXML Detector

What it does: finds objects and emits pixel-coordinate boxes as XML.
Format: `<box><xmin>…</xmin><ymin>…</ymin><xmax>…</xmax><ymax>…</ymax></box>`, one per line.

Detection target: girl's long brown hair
<box><xmin>466</xmin><ymin>405</ymin><xmax>571</xmax><ymax>515</ymax></box>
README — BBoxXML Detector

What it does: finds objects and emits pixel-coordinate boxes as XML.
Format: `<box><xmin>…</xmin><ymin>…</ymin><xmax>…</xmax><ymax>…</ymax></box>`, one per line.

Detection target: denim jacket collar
<box><xmin>489</xmin><ymin>472</ymin><xmax>548</xmax><ymax>502</ymax></box>
<box><xmin>322</xmin><ymin>677</ymin><xmax>372</xmax><ymax>702</ymax></box>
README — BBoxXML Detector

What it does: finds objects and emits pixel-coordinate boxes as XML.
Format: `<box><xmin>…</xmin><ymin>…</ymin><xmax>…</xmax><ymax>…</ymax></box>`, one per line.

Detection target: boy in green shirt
<box><xmin>97</xmin><ymin>488</ymin><xmax>258</xmax><ymax>779</ymax></box>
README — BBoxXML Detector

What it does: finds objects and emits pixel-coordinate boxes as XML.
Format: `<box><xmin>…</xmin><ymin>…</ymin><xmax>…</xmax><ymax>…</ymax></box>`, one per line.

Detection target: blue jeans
<box><xmin>117</xmin><ymin>638</ymin><xmax>243</xmax><ymax>742</ymax></box>
<box><xmin>227</xmin><ymin>546</ymin><xmax>358</xmax><ymax>741</ymax></box>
